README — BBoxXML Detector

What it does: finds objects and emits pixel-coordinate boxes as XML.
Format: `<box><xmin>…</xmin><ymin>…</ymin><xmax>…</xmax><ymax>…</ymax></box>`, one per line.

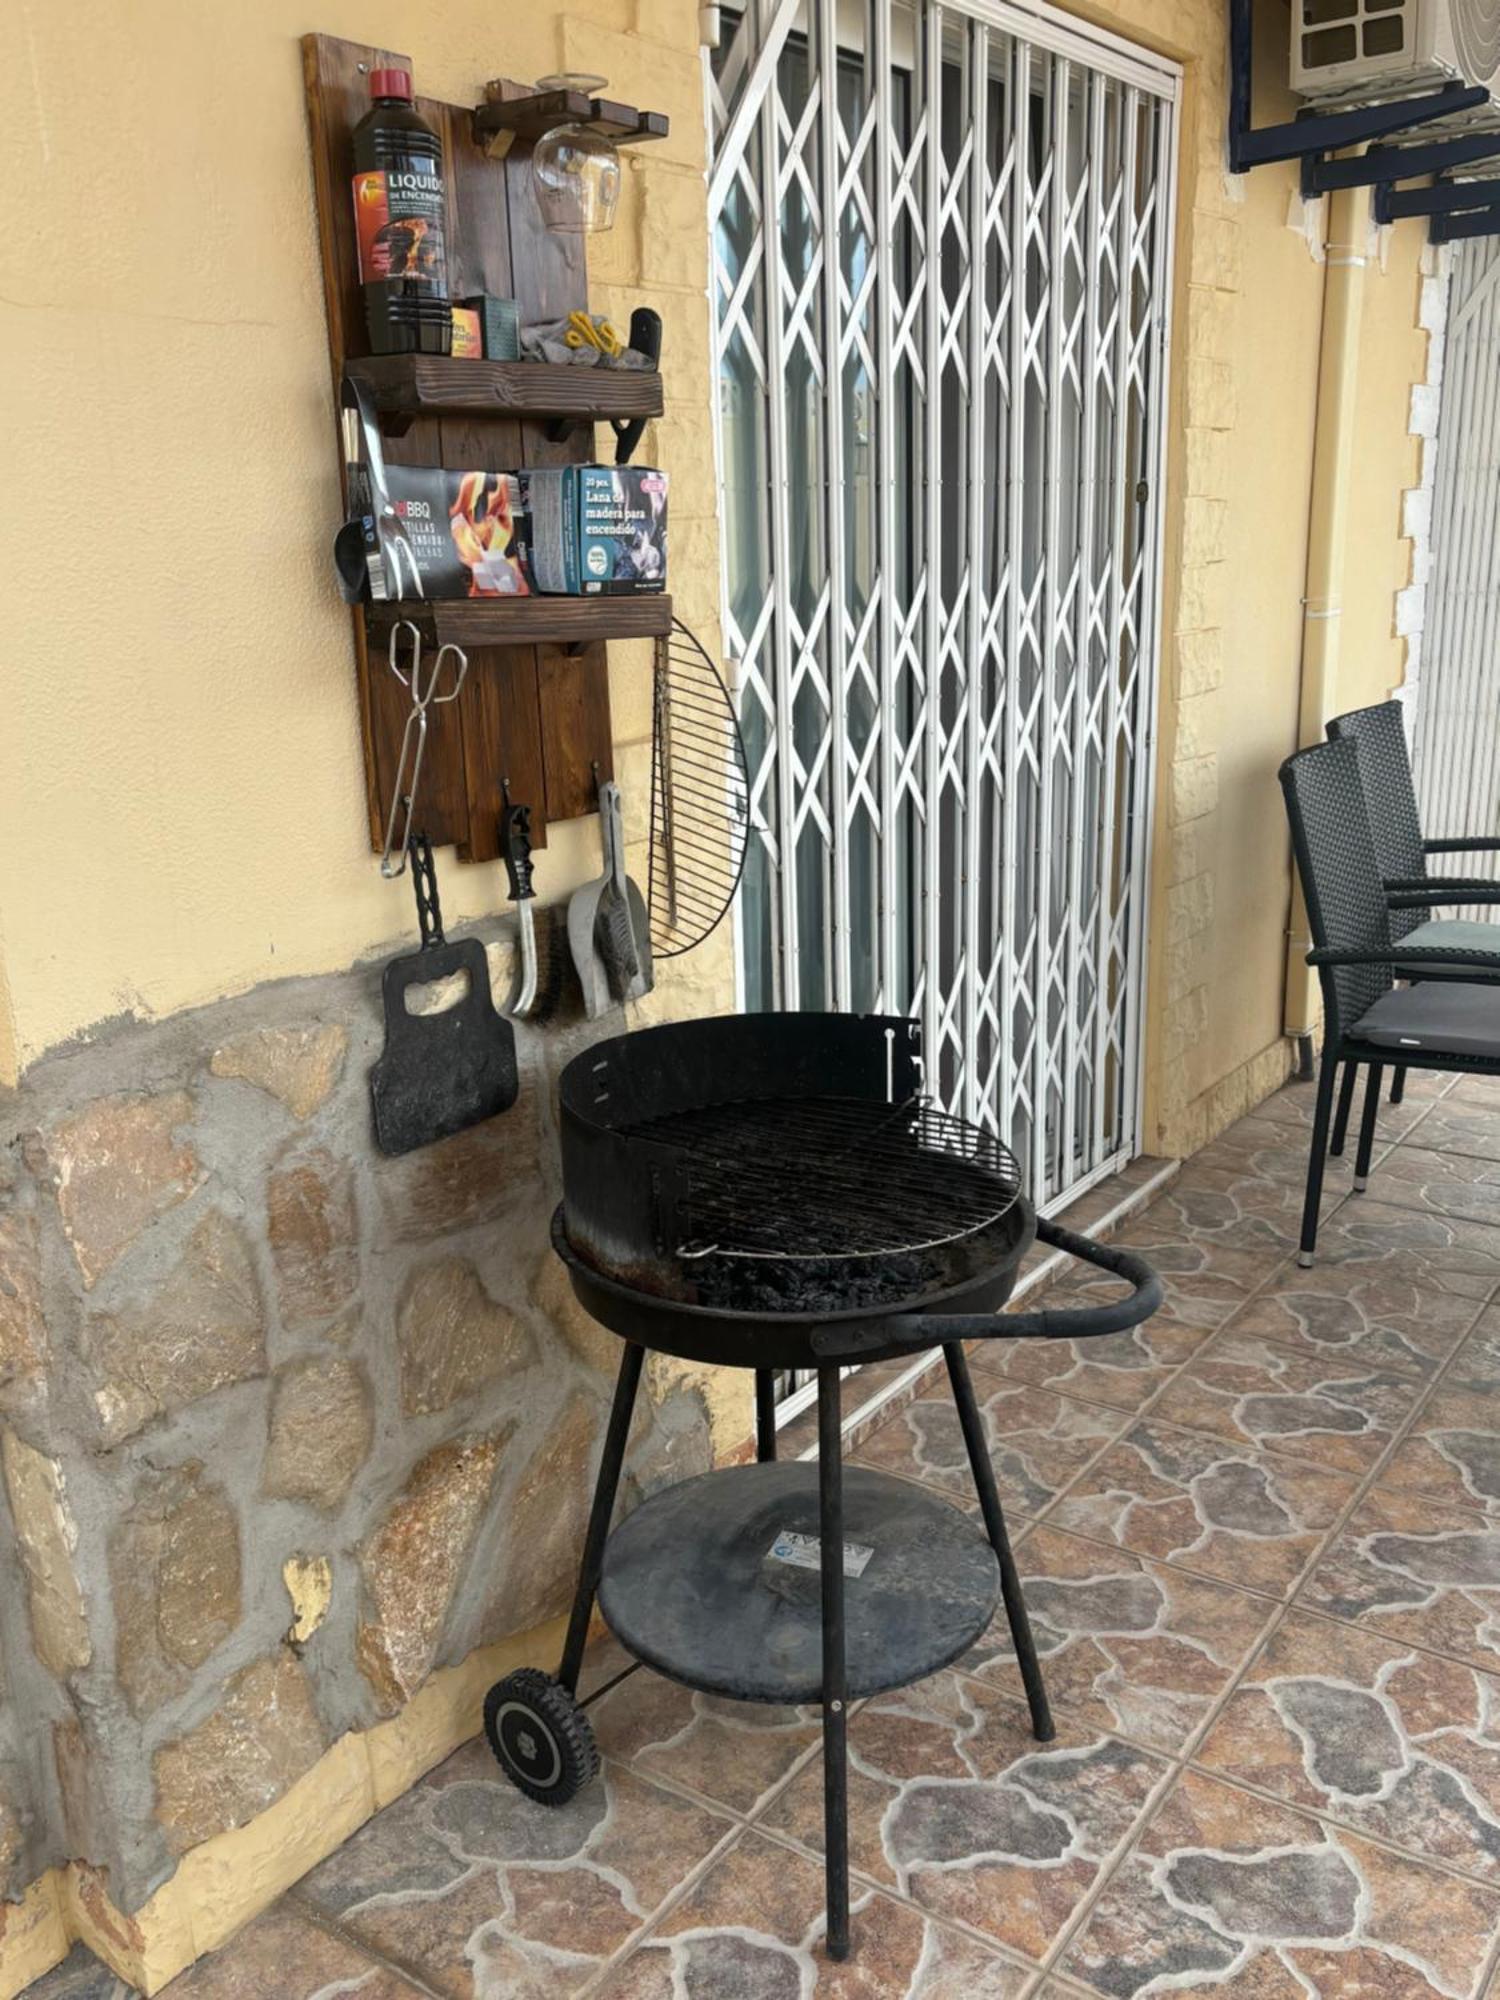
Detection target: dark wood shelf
<box><xmin>473</xmin><ymin>88</ymin><xmax>668</xmax><ymax>153</ymax></box>
<box><xmin>365</xmin><ymin>594</ymin><xmax>672</xmax><ymax>648</ymax></box>
<box><xmin>345</xmin><ymin>355</ymin><xmax>663</xmax><ymax>424</ymax></box>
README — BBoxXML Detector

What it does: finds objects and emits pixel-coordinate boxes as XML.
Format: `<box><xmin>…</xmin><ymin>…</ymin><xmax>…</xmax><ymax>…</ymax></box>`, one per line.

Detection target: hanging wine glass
<box><xmin>532</xmin><ymin>73</ymin><xmax>621</xmax><ymax>234</ymax></box>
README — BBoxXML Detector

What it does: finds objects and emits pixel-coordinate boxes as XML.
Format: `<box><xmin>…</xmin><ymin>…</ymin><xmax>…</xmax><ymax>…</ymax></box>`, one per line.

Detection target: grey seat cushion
<box><xmin>1354</xmin><ymin>980</ymin><xmax>1500</xmax><ymax>1058</ymax></box>
<box><xmin>1395</xmin><ymin>917</ymin><xmax>1500</xmax><ymax>979</ymax></box>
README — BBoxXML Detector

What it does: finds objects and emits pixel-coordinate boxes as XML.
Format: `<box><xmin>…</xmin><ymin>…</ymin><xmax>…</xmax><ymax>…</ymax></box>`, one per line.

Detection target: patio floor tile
<box><xmin>1363</xmin><ymin>1144</ymin><xmax>1500</xmax><ymax>1228</ymax></box>
<box><xmin>1303</xmin><ymin>1199</ymin><xmax>1500</xmax><ymax>1297</ymax></box>
<box><xmin>1190</xmin><ymin>1112</ymin><xmax>1364</xmax><ymax>1186</ymax></box>
<box><xmin>1148</xmin><ymin>1162</ymin><xmax>1344</xmax><ymax>1256</ymax></box>
<box><xmin>1054</xmin><ymin>1764</ymin><xmax>1500</xmax><ymax>1998</ymax></box>
<box><xmin>1045</xmin><ymin>1419</ymin><xmax>1357</xmax><ymax>1597</ymax></box>
<box><xmin>974</xmin><ymin>1314</ymin><xmax>1208</xmax><ymax>1413</ymax></box>
<box><xmin>1147</xmin><ymin>1325</ymin><xmax>1425</xmax><ymax>1477</ymax></box>
<box><xmin>1226</xmin><ymin>1253</ymin><xmax>1482</xmax><ymax>1381</ymax></box>
<box><xmin>955</xmin><ymin>1524</ymin><xmax>1275</xmax><ymax>1752</ymax></box>
<box><xmin>1033</xmin><ymin>1231</ymin><xmax>1272</xmax><ymax>1335</ymax></box>
<box><xmin>754</xmin><ymin>1670</ymin><xmax>1167</xmax><ymax>1964</ymax></box>
<box><xmin>160</xmin><ymin>1911</ymin><xmax>429</xmax><ymax>1996</ymax></box>
<box><xmin>1448</xmin><ymin>1305</ymin><xmax>1500</xmax><ymax>1395</ymax></box>
<box><xmin>1193</xmin><ymin>1608</ymin><xmax>1500</xmax><ymax>1884</ymax></box>
<box><xmin>295</xmin><ymin>1741</ymin><xmax>737</xmax><ymax>1996</ymax></box>
<box><xmin>589</xmin><ymin>1828</ymin><xmax>1034</xmax><ymax>1997</ymax></box>
<box><xmin>1253</xmin><ymin>1072</ymin><xmax>1449</xmax><ymax>1134</ymax></box>
<box><xmin>1380</xmin><ymin>1389</ymin><xmax>1500</xmax><ymax>1519</ymax></box>
<box><xmin>583</xmin><ymin>1663</ymin><xmax>822</xmax><ymax>1817</ymax></box>
<box><xmin>1299</xmin><ymin>1486</ymin><xmax>1500</xmax><ymax>1677</ymax></box>
<box><xmin>1408</xmin><ymin>1096</ymin><xmax>1500</xmax><ymax>1163</ymax></box>
<box><xmin>22</xmin><ymin>1946</ymin><xmax>134</xmax><ymax>1999</ymax></box>
<box><xmin>851</xmin><ymin>1381</ymin><xmax>1125</xmax><ymax>1515</ymax></box>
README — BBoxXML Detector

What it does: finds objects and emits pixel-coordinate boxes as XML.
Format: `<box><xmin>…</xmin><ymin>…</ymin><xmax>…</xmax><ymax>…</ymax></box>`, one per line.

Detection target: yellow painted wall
<box><xmin>1</xmin><ymin>0</ymin><xmax>719</xmax><ymax>1083</ymax></box>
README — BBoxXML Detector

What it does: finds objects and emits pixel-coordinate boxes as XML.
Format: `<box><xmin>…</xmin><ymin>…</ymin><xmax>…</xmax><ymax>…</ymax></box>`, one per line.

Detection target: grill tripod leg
<box><xmin>817</xmin><ymin>1367</ymin><xmax>851</xmax><ymax>1962</ymax></box>
<box><xmin>944</xmin><ymin>1343</ymin><xmax>1055</xmax><ymax>1743</ymax></box>
<box><xmin>557</xmin><ymin>1341</ymin><xmax>643</xmax><ymax>1696</ymax></box>
<box><xmin>756</xmin><ymin>1370</ymin><xmax>778</xmax><ymax>1462</ymax></box>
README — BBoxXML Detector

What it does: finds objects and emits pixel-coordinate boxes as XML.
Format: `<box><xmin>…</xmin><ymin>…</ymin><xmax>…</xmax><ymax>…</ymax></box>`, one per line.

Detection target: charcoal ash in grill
<box><xmin>685</xmin><ymin>1249</ymin><xmax>950</xmax><ymax>1314</ymax></box>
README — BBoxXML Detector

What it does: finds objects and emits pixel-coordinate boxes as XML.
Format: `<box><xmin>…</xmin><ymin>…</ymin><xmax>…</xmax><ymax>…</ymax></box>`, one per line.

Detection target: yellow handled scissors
<box><xmin>563</xmin><ymin>310</ymin><xmax>623</xmax><ymax>356</ymax></box>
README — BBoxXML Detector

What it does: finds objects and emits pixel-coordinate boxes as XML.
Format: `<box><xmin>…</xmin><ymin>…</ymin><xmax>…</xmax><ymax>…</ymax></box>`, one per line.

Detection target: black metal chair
<box><xmin>1325</xmin><ymin>701</ymin><xmax>1500</xmax><ymax>1131</ymax></box>
<box><xmin>1280</xmin><ymin>735</ymin><xmax>1500</xmax><ymax>1265</ymax></box>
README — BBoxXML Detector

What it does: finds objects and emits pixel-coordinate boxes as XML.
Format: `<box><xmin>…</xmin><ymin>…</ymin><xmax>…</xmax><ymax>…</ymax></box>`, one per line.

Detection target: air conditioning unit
<box><xmin>1291</xmin><ymin>0</ymin><xmax>1500</xmax><ymax>107</ymax></box>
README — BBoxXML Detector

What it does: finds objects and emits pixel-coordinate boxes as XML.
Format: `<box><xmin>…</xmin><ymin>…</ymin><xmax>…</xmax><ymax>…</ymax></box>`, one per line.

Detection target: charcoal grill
<box><xmin>484</xmin><ymin>1012</ymin><xmax>1160</xmax><ymax>1962</ymax></box>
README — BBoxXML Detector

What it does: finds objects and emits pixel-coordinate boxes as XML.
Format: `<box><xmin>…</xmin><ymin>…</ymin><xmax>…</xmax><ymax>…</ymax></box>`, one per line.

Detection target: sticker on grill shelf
<box><xmin>767</xmin><ymin>1530</ymin><xmax>874</xmax><ymax>1579</ymax></box>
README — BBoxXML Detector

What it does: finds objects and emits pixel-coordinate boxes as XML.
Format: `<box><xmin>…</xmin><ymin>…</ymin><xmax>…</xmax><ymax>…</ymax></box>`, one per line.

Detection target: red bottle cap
<box><xmin>369</xmin><ymin>68</ymin><xmax>413</xmax><ymax>100</ymax></box>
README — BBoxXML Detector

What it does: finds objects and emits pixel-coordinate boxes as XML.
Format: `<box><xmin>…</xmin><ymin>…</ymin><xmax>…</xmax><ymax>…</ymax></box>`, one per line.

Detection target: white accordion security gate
<box><xmin>707</xmin><ymin>0</ymin><xmax>1176</xmax><ymax>1412</ymax></box>
<box><xmin>1412</xmin><ymin>238</ymin><xmax>1500</xmax><ymax>859</ymax></box>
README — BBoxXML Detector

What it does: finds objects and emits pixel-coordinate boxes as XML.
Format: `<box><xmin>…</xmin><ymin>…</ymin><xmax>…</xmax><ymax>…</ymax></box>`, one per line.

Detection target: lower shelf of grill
<box><xmin>597</xmin><ymin>1462</ymin><xmax>1000</xmax><ymax>1704</ymax></box>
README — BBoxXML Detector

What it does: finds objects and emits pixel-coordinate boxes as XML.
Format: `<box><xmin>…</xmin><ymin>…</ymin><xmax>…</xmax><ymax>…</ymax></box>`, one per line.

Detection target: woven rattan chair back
<box><xmin>1326</xmin><ymin>702</ymin><xmax>1425</xmax><ymax>939</ymax></box>
<box><xmin>1280</xmin><ymin>737</ymin><xmax>1396</xmax><ymax>1036</ymax></box>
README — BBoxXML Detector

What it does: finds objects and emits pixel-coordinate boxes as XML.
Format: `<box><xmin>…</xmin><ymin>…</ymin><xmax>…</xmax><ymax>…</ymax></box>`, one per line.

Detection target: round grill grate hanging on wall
<box><xmin>648</xmin><ymin>620</ymin><xmax>750</xmax><ymax>958</ymax></box>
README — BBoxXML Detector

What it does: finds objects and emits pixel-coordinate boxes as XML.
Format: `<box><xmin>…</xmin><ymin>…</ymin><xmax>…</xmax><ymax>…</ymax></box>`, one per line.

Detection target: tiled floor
<box><xmin>34</xmin><ymin>1070</ymin><xmax>1500</xmax><ymax>1998</ymax></box>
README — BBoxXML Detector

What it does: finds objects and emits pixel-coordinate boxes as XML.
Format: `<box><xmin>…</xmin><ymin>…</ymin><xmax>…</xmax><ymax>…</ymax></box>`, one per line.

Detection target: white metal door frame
<box><xmin>706</xmin><ymin>2</ymin><xmax>1178</xmax><ymax>1419</ymax></box>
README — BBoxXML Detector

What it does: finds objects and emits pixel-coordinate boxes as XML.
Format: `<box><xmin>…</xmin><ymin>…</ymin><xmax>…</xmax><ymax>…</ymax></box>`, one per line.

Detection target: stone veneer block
<box><xmin>84</xmin><ymin>1210</ymin><xmax>265</xmax><ymax>1442</ymax></box>
<box><xmin>1</xmin><ymin>1431</ymin><xmax>89</xmax><ymax>1677</ymax></box>
<box><xmin>481</xmin><ymin>1392</ymin><xmax>598</xmax><ymax>1641</ymax></box>
<box><xmin>266</xmin><ymin>1146</ymin><xmax>358</xmax><ymax>1330</ymax></box>
<box><xmin>152</xmin><ymin>1652</ymin><xmax>326</xmax><ymax>1858</ymax></box>
<box><xmin>376</xmin><ymin>1117</ymin><xmax>544</xmax><ymax>1244</ymax></box>
<box><xmin>208</xmin><ymin>1023</ymin><xmax>348</xmax><ymax>1121</ymax></box>
<box><xmin>396</xmin><ymin>1258</ymin><xmax>535</xmax><ymax>1418</ymax></box>
<box><xmin>111</xmin><ymin>1464</ymin><xmax>241</xmax><ymax>1718</ymax></box>
<box><xmin>0</xmin><ymin>1211</ymin><xmax>47</xmax><ymax>1414</ymax></box>
<box><xmin>356</xmin><ymin>1435</ymin><xmax>504</xmax><ymax>1714</ymax></box>
<box><xmin>262</xmin><ymin>1355</ymin><xmax>373</xmax><ymax>1511</ymax></box>
<box><xmin>30</xmin><ymin>1091</ymin><xmax>200</xmax><ymax>1287</ymax></box>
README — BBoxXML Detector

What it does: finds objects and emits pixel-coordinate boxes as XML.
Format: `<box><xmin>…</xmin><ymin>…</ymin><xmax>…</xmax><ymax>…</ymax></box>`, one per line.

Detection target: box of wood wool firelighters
<box><xmin>522</xmin><ymin>465</ymin><xmax>668</xmax><ymax>594</ymax></box>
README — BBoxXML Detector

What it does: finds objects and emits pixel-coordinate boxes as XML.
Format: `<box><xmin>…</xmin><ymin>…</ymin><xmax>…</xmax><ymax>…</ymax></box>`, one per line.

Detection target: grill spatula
<box><xmin>369</xmin><ymin>834</ymin><xmax>519</xmax><ymax>1155</ymax></box>
<box><xmin>568</xmin><ymin>780</ymin><xmax>654</xmax><ymax>1018</ymax></box>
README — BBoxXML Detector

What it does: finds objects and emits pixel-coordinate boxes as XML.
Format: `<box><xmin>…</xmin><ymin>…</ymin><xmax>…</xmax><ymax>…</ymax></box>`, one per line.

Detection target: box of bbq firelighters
<box><xmin>367</xmin><ymin>467</ymin><xmax>532</xmax><ymax>601</ymax></box>
<box><xmin>522</xmin><ymin>465</ymin><xmax>668</xmax><ymax>595</ymax></box>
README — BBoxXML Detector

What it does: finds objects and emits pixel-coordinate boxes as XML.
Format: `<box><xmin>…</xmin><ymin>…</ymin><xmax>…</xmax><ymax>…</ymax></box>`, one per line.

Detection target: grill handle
<box><xmin>812</xmin><ymin>1218</ymin><xmax>1161</xmax><ymax>1359</ymax></box>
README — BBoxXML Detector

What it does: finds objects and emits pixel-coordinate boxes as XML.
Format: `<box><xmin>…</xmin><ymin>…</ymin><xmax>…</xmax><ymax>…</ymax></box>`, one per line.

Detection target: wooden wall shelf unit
<box><xmin>303</xmin><ymin>32</ymin><xmax>670</xmax><ymax>864</ymax></box>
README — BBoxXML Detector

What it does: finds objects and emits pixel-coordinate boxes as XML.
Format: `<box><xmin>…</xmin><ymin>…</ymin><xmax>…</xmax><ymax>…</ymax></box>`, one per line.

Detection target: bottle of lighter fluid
<box><xmin>350</xmin><ymin>67</ymin><xmax>453</xmax><ymax>356</ymax></box>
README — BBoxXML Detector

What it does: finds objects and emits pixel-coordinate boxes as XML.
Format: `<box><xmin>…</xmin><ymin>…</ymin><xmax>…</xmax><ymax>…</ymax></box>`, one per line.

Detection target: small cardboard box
<box><xmin>522</xmin><ymin>465</ymin><xmax>668</xmax><ymax>595</ymax></box>
<box><xmin>368</xmin><ymin>467</ymin><xmax>531</xmax><ymax>600</ymax></box>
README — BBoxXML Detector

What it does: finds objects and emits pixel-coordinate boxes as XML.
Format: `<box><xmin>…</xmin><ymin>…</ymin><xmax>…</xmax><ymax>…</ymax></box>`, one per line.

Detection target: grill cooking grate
<box><xmin>625</xmin><ymin>1094</ymin><xmax>1022</xmax><ymax>1261</ymax></box>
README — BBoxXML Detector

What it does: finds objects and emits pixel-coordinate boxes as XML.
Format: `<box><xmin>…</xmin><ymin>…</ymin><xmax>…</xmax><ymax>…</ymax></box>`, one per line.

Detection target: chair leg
<box><xmin>1299</xmin><ymin>1047</ymin><xmax>1342</xmax><ymax>1268</ymax></box>
<box><xmin>1354</xmin><ymin>1063</ymin><xmax>1385</xmax><ymax>1191</ymax></box>
<box><xmin>1389</xmin><ymin>1068</ymin><xmax>1406</xmax><ymax>1106</ymax></box>
<box><xmin>943</xmin><ymin>1343</ymin><xmax>1054</xmax><ymax>1742</ymax></box>
<box><xmin>1329</xmin><ymin>1062</ymin><xmax>1357</xmax><ymax>1158</ymax></box>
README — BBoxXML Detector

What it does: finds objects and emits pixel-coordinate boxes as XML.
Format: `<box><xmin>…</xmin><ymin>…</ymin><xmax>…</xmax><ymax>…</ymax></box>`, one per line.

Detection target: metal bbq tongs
<box><xmin>380</xmin><ymin>622</ymin><xmax>469</xmax><ymax>878</ymax></box>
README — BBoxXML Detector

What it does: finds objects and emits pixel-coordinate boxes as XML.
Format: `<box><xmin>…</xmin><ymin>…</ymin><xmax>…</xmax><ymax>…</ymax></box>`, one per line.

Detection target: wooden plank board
<box><xmin>365</xmin><ymin>596</ymin><xmax>672</xmax><ymax>646</ymax></box>
<box><xmin>344</xmin><ymin>356</ymin><xmax>664</xmax><ymax>422</ymax></box>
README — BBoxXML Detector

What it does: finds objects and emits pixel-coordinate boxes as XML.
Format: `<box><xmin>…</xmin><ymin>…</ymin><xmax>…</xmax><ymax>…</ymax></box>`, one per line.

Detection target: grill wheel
<box><xmin>483</xmin><ymin>1668</ymin><xmax>599</xmax><ymax>1806</ymax></box>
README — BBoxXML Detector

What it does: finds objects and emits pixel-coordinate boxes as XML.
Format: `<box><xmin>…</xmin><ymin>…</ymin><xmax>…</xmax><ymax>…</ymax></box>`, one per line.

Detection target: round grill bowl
<box><xmin>556</xmin><ymin>1011</ymin><xmax>1036</xmax><ymax>1368</ymax></box>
